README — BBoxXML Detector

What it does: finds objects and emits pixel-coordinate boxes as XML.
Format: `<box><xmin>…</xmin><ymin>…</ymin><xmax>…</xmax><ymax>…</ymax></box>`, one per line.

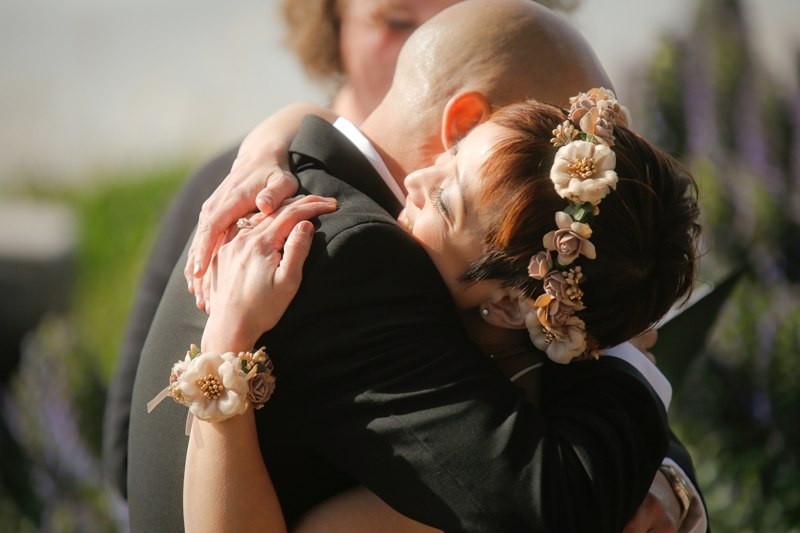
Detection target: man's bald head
<box><xmin>398</xmin><ymin>0</ymin><xmax>611</xmax><ymax>108</ymax></box>
<box><xmin>362</xmin><ymin>0</ymin><xmax>612</xmax><ymax>179</ymax></box>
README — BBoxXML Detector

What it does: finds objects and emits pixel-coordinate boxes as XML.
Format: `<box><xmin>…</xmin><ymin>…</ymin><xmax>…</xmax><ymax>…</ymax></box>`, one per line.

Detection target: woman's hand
<box><xmin>185</xmin><ymin>143</ymin><xmax>301</xmax><ymax>298</ymax></box>
<box><xmin>200</xmin><ymin>195</ymin><xmax>337</xmax><ymax>353</ymax></box>
<box><xmin>184</xmin><ymin>103</ymin><xmax>339</xmax><ymax>291</ymax></box>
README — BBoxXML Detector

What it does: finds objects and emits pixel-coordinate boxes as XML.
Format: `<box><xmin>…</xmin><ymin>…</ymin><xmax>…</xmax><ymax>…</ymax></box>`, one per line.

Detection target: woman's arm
<box><xmin>185</xmin><ymin>102</ymin><xmax>338</xmax><ymax>297</ymax></box>
<box><xmin>182</xmin><ymin>195</ymin><xmax>336</xmax><ymax>533</ymax></box>
<box><xmin>184</xmin><ymin>411</ymin><xmax>286</xmax><ymax>533</ymax></box>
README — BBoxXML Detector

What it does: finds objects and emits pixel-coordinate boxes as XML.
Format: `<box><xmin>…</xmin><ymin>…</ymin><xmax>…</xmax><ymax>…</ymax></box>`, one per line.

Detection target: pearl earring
<box><xmin>480</xmin><ymin>306</ymin><xmax>489</xmax><ymax>318</ymax></box>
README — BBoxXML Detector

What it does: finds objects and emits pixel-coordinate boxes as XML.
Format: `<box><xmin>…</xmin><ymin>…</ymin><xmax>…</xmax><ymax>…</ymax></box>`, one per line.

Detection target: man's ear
<box><xmin>441</xmin><ymin>91</ymin><xmax>492</xmax><ymax>149</ymax></box>
<box><xmin>480</xmin><ymin>294</ymin><xmax>527</xmax><ymax>330</ymax></box>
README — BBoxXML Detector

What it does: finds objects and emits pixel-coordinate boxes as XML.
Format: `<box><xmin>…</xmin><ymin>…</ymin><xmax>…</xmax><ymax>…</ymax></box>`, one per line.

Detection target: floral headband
<box><xmin>520</xmin><ymin>88</ymin><xmax>630</xmax><ymax>364</ymax></box>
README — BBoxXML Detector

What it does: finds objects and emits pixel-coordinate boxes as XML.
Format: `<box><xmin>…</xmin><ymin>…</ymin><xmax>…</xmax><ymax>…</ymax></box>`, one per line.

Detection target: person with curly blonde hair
<box><xmin>281</xmin><ymin>0</ymin><xmax>579</xmax><ymax>123</ymax></box>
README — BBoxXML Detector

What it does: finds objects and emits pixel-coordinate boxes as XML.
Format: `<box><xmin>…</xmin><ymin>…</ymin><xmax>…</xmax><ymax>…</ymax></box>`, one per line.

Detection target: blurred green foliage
<box><xmin>21</xmin><ymin>168</ymin><xmax>186</xmax><ymax>378</ymax></box>
<box><xmin>0</xmin><ymin>167</ymin><xmax>186</xmax><ymax>530</ymax></box>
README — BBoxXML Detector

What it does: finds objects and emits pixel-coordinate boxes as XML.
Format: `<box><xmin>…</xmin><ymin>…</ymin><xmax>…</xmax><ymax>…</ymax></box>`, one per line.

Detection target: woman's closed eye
<box><xmin>429</xmin><ymin>186</ymin><xmax>449</xmax><ymax>218</ymax></box>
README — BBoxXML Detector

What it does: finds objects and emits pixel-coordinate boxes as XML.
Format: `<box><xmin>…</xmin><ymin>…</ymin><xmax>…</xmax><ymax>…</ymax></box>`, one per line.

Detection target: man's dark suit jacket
<box><xmin>126</xmin><ymin>116</ymin><xmax>673</xmax><ymax>532</ymax></box>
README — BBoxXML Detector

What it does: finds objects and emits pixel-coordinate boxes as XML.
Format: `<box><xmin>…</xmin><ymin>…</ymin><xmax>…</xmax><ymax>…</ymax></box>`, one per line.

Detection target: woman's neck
<box><xmin>459</xmin><ymin>309</ymin><xmax>546</xmax><ymax>407</ymax></box>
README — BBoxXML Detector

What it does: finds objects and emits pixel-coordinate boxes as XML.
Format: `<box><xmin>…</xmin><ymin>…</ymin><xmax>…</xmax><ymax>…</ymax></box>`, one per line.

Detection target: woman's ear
<box><xmin>441</xmin><ymin>91</ymin><xmax>492</xmax><ymax>149</ymax></box>
<box><xmin>480</xmin><ymin>294</ymin><xmax>527</xmax><ymax>330</ymax></box>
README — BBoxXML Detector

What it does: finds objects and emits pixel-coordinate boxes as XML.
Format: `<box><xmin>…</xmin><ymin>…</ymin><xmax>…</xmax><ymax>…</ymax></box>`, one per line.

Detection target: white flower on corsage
<box><xmin>177</xmin><ymin>351</ymin><xmax>250</xmax><ymax>422</ymax></box>
<box><xmin>147</xmin><ymin>345</ymin><xmax>276</xmax><ymax>429</ymax></box>
<box><xmin>543</xmin><ymin>211</ymin><xmax>596</xmax><ymax>266</ymax></box>
<box><xmin>550</xmin><ymin>141</ymin><xmax>618</xmax><ymax>205</ymax></box>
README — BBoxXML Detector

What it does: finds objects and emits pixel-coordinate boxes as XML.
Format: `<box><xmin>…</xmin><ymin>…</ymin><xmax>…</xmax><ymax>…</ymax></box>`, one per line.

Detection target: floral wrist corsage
<box><xmin>147</xmin><ymin>344</ymin><xmax>276</xmax><ymax>432</ymax></box>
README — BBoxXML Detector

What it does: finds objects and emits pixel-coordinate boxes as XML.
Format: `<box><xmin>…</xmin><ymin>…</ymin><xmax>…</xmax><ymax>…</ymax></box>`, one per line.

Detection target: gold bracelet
<box><xmin>659</xmin><ymin>464</ymin><xmax>692</xmax><ymax>525</ymax></box>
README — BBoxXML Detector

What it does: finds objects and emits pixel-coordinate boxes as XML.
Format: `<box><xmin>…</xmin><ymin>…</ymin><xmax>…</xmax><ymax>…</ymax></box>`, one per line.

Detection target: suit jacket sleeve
<box><xmin>257</xmin><ymin>164</ymin><xmax>669</xmax><ymax>533</ymax></box>
<box><xmin>102</xmin><ymin>145</ymin><xmax>238</xmax><ymax>498</ymax></box>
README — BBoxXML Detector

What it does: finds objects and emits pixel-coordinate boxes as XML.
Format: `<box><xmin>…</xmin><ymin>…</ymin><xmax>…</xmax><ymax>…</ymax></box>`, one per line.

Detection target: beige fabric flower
<box><xmin>169</xmin><ymin>356</ymin><xmax>190</xmax><ymax>386</ymax></box>
<box><xmin>551</xmin><ymin>120</ymin><xmax>579</xmax><ymax>148</ymax></box>
<box><xmin>568</xmin><ymin>88</ymin><xmax>630</xmax><ymax>145</ymax></box>
<box><xmin>551</xmin><ymin>141</ymin><xmax>618</xmax><ymax>205</ymax></box>
<box><xmin>526</xmin><ymin>310</ymin><xmax>587</xmax><ymax>364</ymax></box>
<box><xmin>527</xmin><ymin>251</ymin><xmax>553</xmax><ymax>280</ymax></box>
<box><xmin>533</xmin><ymin>293</ymin><xmax>575</xmax><ymax>331</ymax></box>
<box><xmin>247</xmin><ymin>372</ymin><xmax>276</xmax><ymax>409</ymax></box>
<box><xmin>543</xmin><ymin>211</ymin><xmax>596</xmax><ymax>266</ymax></box>
<box><xmin>177</xmin><ymin>351</ymin><xmax>249</xmax><ymax>422</ymax></box>
<box><xmin>541</xmin><ymin>271</ymin><xmax>586</xmax><ymax>307</ymax></box>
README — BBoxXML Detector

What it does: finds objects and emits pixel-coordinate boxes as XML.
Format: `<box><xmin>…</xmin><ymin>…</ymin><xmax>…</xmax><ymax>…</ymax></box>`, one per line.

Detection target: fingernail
<box><xmin>302</xmin><ymin>222</ymin><xmax>314</xmax><ymax>236</ymax></box>
<box><xmin>193</xmin><ymin>262</ymin><xmax>201</xmax><ymax>276</ymax></box>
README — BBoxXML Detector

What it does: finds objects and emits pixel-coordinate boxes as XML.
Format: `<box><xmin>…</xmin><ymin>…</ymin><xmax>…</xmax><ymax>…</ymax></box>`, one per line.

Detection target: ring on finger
<box><xmin>236</xmin><ymin>217</ymin><xmax>254</xmax><ymax>229</ymax></box>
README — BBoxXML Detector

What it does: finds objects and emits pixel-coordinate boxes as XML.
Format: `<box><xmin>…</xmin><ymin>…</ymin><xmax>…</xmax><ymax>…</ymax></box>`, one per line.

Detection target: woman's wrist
<box><xmin>201</xmin><ymin>315</ymin><xmax>258</xmax><ymax>354</ymax></box>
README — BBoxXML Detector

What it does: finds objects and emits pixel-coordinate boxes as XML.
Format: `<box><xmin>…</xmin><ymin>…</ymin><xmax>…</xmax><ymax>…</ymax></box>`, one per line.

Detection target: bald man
<box><xmin>122</xmin><ymin>1</ymin><xmax>705</xmax><ymax>531</ymax></box>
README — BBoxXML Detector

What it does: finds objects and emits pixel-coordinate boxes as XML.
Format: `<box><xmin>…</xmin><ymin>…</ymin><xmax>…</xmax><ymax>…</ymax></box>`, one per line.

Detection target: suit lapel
<box><xmin>289</xmin><ymin>115</ymin><xmax>404</xmax><ymax>218</ymax></box>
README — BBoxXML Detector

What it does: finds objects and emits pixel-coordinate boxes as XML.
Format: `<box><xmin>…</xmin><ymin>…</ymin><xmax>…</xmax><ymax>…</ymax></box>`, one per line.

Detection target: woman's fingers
<box><xmin>188</xmin><ymin>181</ymin><xmax>253</xmax><ymax>284</ymax></box>
<box><xmin>273</xmin><ymin>221</ymin><xmax>316</xmax><ymax>296</ymax></box>
<box><xmin>184</xmin><ymin>153</ymin><xmax>301</xmax><ymax>289</ymax></box>
<box><xmin>247</xmin><ymin>196</ymin><xmax>337</xmax><ymax>255</ymax></box>
<box><xmin>256</xmin><ymin>169</ymin><xmax>301</xmax><ymax>215</ymax></box>
<box><xmin>201</xmin><ymin>196</ymin><xmax>335</xmax><ymax>337</ymax></box>
<box><xmin>193</xmin><ymin>194</ymin><xmax>335</xmax><ymax>313</ymax></box>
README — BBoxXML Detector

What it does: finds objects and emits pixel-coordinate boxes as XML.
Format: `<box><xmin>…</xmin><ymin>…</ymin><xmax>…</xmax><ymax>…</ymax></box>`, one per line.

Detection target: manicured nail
<box><xmin>302</xmin><ymin>222</ymin><xmax>314</xmax><ymax>236</ymax></box>
<box><xmin>193</xmin><ymin>262</ymin><xmax>201</xmax><ymax>276</ymax></box>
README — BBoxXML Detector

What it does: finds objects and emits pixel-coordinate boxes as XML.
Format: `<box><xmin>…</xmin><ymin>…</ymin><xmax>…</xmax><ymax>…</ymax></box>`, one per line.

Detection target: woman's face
<box><xmin>398</xmin><ymin>121</ymin><xmax>509</xmax><ymax>309</ymax></box>
<box><xmin>338</xmin><ymin>0</ymin><xmax>460</xmax><ymax>115</ymax></box>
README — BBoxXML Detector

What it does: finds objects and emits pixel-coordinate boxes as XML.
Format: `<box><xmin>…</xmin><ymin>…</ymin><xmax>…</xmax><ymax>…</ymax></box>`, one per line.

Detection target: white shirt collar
<box><xmin>602</xmin><ymin>342</ymin><xmax>672</xmax><ymax>411</ymax></box>
<box><xmin>333</xmin><ymin>117</ymin><xmax>407</xmax><ymax>206</ymax></box>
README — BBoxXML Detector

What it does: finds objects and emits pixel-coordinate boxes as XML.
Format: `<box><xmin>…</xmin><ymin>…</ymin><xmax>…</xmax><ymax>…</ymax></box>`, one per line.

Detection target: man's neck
<box><xmin>360</xmin><ymin>110</ymin><xmax>410</xmax><ymax>195</ymax></box>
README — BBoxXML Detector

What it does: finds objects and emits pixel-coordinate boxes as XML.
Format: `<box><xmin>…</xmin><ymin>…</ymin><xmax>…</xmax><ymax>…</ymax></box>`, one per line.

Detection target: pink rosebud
<box><xmin>527</xmin><ymin>251</ymin><xmax>553</xmax><ymax>280</ymax></box>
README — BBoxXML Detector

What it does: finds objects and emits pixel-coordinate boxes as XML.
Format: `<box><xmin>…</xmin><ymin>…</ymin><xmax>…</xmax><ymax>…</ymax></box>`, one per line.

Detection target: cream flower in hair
<box><xmin>177</xmin><ymin>351</ymin><xmax>250</xmax><ymax>422</ymax></box>
<box><xmin>551</xmin><ymin>140</ymin><xmax>618</xmax><ymax>205</ymax></box>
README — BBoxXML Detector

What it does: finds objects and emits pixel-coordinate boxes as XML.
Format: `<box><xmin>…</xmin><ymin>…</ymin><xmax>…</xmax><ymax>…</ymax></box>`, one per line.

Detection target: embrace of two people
<box><xmin>119</xmin><ymin>1</ymin><xmax>709</xmax><ymax>531</ymax></box>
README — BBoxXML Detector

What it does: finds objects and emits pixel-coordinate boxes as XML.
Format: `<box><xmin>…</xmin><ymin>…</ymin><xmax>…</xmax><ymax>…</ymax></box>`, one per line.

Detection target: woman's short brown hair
<box><xmin>465</xmin><ymin>100</ymin><xmax>701</xmax><ymax>349</ymax></box>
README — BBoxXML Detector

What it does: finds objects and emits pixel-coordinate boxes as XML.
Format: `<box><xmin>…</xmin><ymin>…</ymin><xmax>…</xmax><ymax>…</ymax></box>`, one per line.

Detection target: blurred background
<box><xmin>0</xmin><ymin>0</ymin><xmax>798</xmax><ymax>531</ymax></box>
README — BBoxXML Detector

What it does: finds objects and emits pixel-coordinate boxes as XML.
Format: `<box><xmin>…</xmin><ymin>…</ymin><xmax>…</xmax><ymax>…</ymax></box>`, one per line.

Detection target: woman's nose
<box><xmin>404</xmin><ymin>169</ymin><xmax>428</xmax><ymax>209</ymax></box>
